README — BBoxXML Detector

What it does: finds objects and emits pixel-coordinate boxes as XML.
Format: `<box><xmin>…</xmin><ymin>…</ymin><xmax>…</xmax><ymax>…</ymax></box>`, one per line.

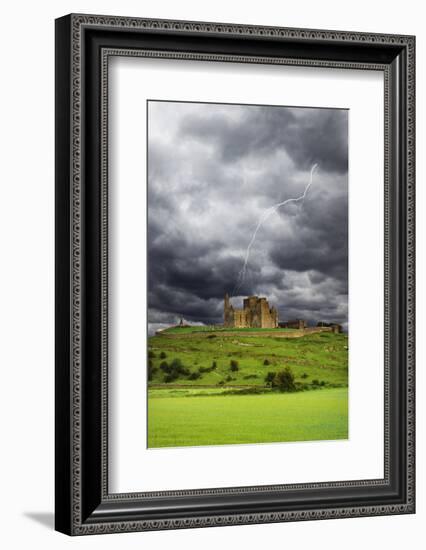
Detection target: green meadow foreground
<box><xmin>148</xmin><ymin>388</ymin><xmax>348</xmax><ymax>447</ymax></box>
<box><xmin>147</xmin><ymin>329</ymin><xmax>348</xmax><ymax>448</ymax></box>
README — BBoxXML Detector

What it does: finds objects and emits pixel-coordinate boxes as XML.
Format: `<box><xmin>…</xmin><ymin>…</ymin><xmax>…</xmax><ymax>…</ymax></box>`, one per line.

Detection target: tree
<box><xmin>272</xmin><ymin>367</ymin><xmax>296</xmax><ymax>392</ymax></box>
<box><xmin>230</xmin><ymin>359</ymin><xmax>239</xmax><ymax>372</ymax></box>
<box><xmin>170</xmin><ymin>358</ymin><xmax>190</xmax><ymax>376</ymax></box>
<box><xmin>264</xmin><ymin>371</ymin><xmax>276</xmax><ymax>386</ymax></box>
<box><xmin>159</xmin><ymin>361</ymin><xmax>170</xmax><ymax>373</ymax></box>
<box><xmin>148</xmin><ymin>362</ymin><xmax>157</xmax><ymax>381</ymax></box>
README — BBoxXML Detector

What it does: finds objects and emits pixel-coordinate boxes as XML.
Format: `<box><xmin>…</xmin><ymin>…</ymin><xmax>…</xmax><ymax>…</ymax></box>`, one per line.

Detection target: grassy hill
<box><xmin>148</xmin><ymin>329</ymin><xmax>348</xmax><ymax>389</ymax></box>
<box><xmin>147</xmin><ymin>328</ymin><xmax>348</xmax><ymax>448</ymax></box>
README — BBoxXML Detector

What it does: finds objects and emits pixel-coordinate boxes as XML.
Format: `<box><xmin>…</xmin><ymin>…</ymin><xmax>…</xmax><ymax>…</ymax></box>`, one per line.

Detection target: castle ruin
<box><xmin>224</xmin><ymin>294</ymin><xmax>278</xmax><ymax>329</ymax></box>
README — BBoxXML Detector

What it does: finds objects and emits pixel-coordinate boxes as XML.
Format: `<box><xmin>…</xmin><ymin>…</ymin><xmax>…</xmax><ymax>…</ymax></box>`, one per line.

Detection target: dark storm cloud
<box><xmin>269</xmin><ymin>189</ymin><xmax>348</xmax><ymax>283</ymax></box>
<box><xmin>147</xmin><ymin>101</ymin><xmax>348</xmax><ymax>332</ymax></box>
<box><xmin>180</xmin><ymin>106</ymin><xmax>348</xmax><ymax>174</ymax></box>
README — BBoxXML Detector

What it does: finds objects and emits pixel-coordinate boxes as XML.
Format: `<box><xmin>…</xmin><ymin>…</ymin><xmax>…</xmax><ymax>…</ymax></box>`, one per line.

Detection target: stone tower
<box><xmin>224</xmin><ymin>294</ymin><xmax>278</xmax><ymax>328</ymax></box>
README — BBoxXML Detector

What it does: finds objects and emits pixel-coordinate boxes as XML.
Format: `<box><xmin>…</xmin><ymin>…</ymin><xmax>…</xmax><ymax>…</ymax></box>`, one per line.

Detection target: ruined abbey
<box><xmin>224</xmin><ymin>294</ymin><xmax>279</xmax><ymax>329</ymax></box>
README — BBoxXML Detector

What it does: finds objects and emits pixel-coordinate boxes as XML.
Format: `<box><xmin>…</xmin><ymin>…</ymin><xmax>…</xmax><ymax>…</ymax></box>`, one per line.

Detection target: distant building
<box><xmin>279</xmin><ymin>319</ymin><xmax>307</xmax><ymax>329</ymax></box>
<box><xmin>172</xmin><ymin>318</ymin><xmax>190</xmax><ymax>329</ymax></box>
<box><xmin>317</xmin><ymin>321</ymin><xmax>343</xmax><ymax>333</ymax></box>
<box><xmin>224</xmin><ymin>294</ymin><xmax>278</xmax><ymax>329</ymax></box>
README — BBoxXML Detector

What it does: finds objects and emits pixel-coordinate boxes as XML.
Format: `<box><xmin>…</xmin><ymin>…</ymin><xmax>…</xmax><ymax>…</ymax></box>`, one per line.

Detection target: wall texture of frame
<box><xmin>55</xmin><ymin>13</ymin><xmax>415</xmax><ymax>535</ymax></box>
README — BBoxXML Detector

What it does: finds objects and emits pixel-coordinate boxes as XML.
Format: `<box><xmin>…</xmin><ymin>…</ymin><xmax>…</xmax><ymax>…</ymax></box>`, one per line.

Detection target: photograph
<box><xmin>147</xmin><ymin>100</ymin><xmax>349</xmax><ymax>448</ymax></box>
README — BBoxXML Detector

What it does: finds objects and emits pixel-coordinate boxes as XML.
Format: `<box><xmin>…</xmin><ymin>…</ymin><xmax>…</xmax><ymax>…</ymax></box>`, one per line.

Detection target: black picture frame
<box><xmin>55</xmin><ymin>13</ymin><xmax>415</xmax><ymax>535</ymax></box>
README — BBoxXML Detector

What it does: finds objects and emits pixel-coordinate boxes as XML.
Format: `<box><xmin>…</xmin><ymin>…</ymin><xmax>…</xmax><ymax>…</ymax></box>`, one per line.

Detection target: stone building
<box><xmin>224</xmin><ymin>294</ymin><xmax>278</xmax><ymax>329</ymax></box>
<box><xmin>317</xmin><ymin>321</ymin><xmax>343</xmax><ymax>333</ymax></box>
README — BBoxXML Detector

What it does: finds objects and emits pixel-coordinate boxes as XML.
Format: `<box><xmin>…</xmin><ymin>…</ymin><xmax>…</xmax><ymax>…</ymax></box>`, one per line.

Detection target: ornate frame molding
<box><xmin>55</xmin><ymin>14</ymin><xmax>415</xmax><ymax>535</ymax></box>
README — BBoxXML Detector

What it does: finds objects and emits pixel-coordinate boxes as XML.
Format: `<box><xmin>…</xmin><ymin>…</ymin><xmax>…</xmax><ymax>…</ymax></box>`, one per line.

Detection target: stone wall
<box><xmin>279</xmin><ymin>319</ymin><xmax>307</xmax><ymax>329</ymax></box>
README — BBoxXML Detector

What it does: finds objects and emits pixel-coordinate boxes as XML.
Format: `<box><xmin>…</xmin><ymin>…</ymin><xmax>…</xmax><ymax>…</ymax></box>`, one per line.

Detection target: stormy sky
<box><xmin>147</xmin><ymin>101</ymin><xmax>348</xmax><ymax>334</ymax></box>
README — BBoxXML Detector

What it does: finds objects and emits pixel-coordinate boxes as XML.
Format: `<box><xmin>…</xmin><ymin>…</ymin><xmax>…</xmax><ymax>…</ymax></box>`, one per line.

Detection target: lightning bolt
<box><xmin>232</xmin><ymin>163</ymin><xmax>318</xmax><ymax>296</ymax></box>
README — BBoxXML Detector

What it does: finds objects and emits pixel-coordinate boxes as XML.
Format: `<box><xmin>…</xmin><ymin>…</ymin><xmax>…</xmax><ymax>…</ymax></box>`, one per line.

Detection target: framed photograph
<box><xmin>55</xmin><ymin>14</ymin><xmax>415</xmax><ymax>535</ymax></box>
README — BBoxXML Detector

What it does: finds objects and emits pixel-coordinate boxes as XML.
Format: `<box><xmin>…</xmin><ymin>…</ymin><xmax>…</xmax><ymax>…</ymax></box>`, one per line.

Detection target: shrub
<box><xmin>198</xmin><ymin>364</ymin><xmax>215</xmax><ymax>373</ymax></box>
<box><xmin>211</xmin><ymin>361</ymin><xmax>217</xmax><ymax>369</ymax></box>
<box><xmin>147</xmin><ymin>363</ymin><xmax>157</xmax><ymax>381</ymax></box>
<box><xmin>218</xmin><ymin>380</ymin><xmax>225</xmax><ymax>385</ymax></box>
<box><xmin>160</xmin><ymin>351</ymin><xmax>167</xmax><ymax>359</ymax></box>
<box><xmin>312</xmin><ymin>379</ymin><xmax>320</xmax><ymax>386</ymax></box>
<box><xmin>272</xmin><ymin>367</ymin><xmax>296</xmax><ymax>392</ymax></box>
<box><xmin>263</xmin><ymin>359</ymin><xmax>271</xmax><ymax>366</ymax></box>
<box><xmin>188</xmin><ymin>371</ymin><xmax>201</xmax><ymax>380</ymax></box>
<box><xmin>227</xmin><ymin>387</ymin><xmax>264</xmax><ymax>395</ymax></box>
<box><xmin>301</xmin><ymin>373</ymin><xmax>309</xmax><ymax>379</ymax></box>
<box><xmin>164</xmin><ymin>373</ymin><xmax>179</xmax><ymax>383</ymax></box>
<box><xmin>160</xmin><ymin>361</ymin><xmax>170</xmax><ymax>373</ymax></box>
<box><xmin>161</xmin><ymin>358</ymin><xmax>189</xmax><ymax>379</ymax></box>
<box><xmin>148</xmin><ymin>350</ymin><xmax>156</xmax><ymax>359</ymax></box>
<box><xmin>170</xmin><ymin>358</ymin><xmax>190</xmax><ymax>376</ymax></box>
<box><xmin>225</xmin><ymin>375</ymin><xmax>232</xmax><ymax>382</ymax></box>
<box><xmin>230</xmin><ymin>359</ymin><xmax>239</xmax><ymax>372</ymax></box>
<box><xmin>207</xmin><ymin>334</ymin><xmax>217</xmax><ymax>339</ymax></box>
<box><xmin>265</xmin><ymin>372</ymin><xmax>276</xmax><ymax>386</ymax></box>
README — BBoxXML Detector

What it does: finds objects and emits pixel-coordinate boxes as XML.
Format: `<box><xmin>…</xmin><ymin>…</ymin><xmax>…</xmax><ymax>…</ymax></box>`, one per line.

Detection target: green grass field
<box><xmin>148</xmin><ymin>387</ymin><xmax>348</xmax><ymax>447</ymax></box>
<box><xmin>147</xmin><ymin>329</ymin><xmax>348</xmax><ymax>447</ymax></box>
